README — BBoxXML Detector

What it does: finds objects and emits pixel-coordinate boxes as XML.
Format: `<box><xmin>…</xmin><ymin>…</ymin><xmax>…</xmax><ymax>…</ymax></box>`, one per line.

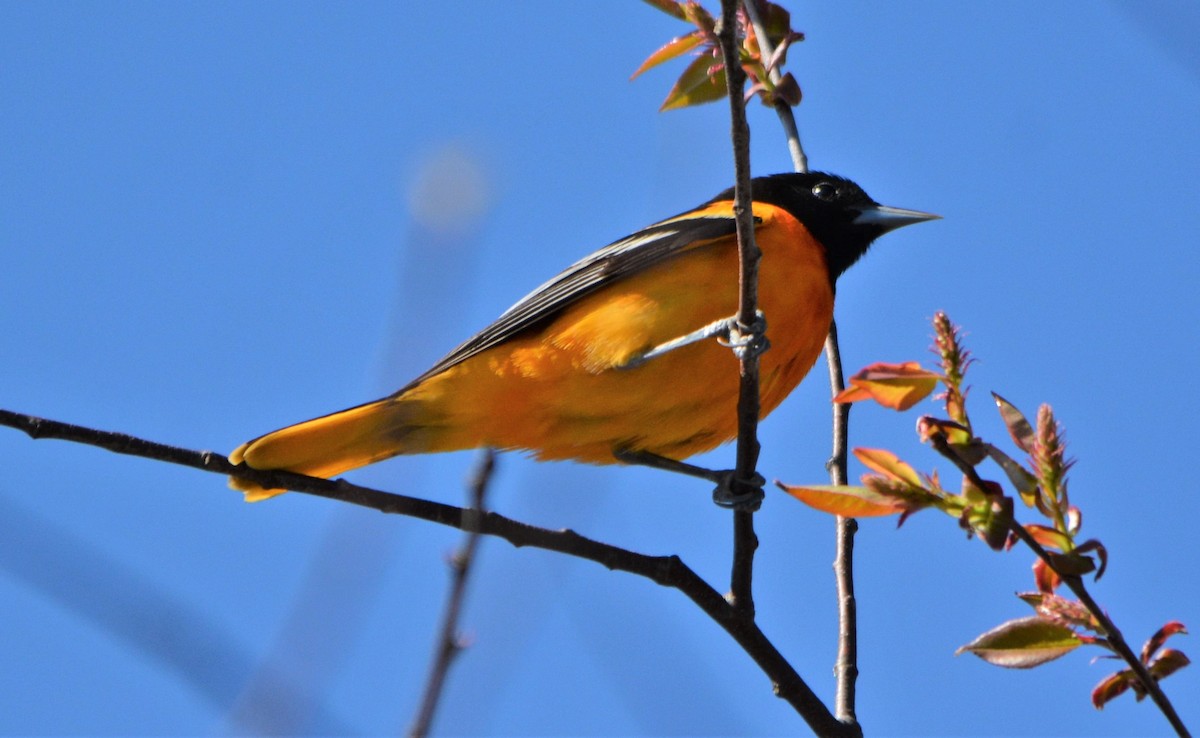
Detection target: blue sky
<box><xmin>2</xmin><ymin>1</ymin><xmax>1198</xmax><ymax>735</ymax></box>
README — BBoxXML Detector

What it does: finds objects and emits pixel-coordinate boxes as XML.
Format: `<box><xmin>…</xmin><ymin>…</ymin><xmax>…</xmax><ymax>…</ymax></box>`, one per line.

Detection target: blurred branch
<box><xmin>0</xmin><ymin>495</ymin><xmax>353</xmax><ymax>733</ymax></box>
<box><xmin>408</xmin><ymin>449</ymin><xmax>496</xmax><ymax>738</ymax></box>
<box><xmin>0</xmin><ymin>408</ymin><xmax>851</xmax><ymax>735</ymax></box>
<box><xmin>718</xmin><ymin>0</ymin><xmax>764</xmax><ymax>620</ymax></box>
<box><xmin>226</xmin><ymin>508</ymin><xmax>395</xmax><ymax>734</ymax></box>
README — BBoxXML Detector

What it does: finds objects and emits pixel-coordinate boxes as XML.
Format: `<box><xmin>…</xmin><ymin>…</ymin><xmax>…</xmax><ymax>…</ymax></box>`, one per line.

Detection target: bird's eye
<box><xmin>812</xmin><ymin>182</ymin><xmax>838</xmax><ymax>202</ymax></box>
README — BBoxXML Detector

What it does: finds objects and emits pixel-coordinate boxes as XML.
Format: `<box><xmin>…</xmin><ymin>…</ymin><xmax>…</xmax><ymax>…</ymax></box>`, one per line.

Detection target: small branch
<box><xmin>1009</xmin><ymin>525</ymin><xmax>1191</xmax><ymax>738</ymax></box>
<box><xmin>822</xmin><ymin>325</ymin><xmax>850</xmax><ymax>489</ymax></box>
<box><xmin>928</xmin><ymin>432</ymin><xmax>1190</xmax><ymax>737</ymax></box>
<box><xmin>831</xmin><ymin>514</ymin><xmax>858</xmax><ymax>723</ymax></box>
<box><xmin>0</xmin><ymin>408</ymin><xmax>853</xmax><ymax>735</ymax></box>
<box><xmin>824</xmin><ymin>315</ymin><xmax>859</xmax><ymax>725</ymax></box>
<box><xmin>719</xmin><ymin>0</ymin><xmax>764</xmax><ymax>617</ymax></box>
<box><xmin>408</xmin><ymin>449</ymin><xmax>496</xmax><ymax>738</ymax></box>
<box><xmin>742</xmin><ymin>0</ymin><xmax>808</xmax><ymax>173</ymax></box>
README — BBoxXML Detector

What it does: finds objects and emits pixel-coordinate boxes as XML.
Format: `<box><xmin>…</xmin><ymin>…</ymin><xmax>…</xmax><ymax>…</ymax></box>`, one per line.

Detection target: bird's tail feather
<box><xmin>229</xmin><ymin>397</ymin><xmax>416</xmax><ymax>502</ymax></box>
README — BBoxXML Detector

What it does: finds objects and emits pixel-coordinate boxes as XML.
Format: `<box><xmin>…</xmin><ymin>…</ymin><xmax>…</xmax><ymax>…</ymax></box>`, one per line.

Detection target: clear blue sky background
<box><xmin>2</xmin><ymin>2</ymin><xmax>1198</xmax><ymax>735</ymax></box>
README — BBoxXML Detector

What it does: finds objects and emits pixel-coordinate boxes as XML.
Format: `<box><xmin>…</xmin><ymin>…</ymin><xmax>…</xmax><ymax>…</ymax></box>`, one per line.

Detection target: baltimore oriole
<box><xmin>230</xmin><ymin>172</ymin><xmax>937</xmax><ymax>500</ymax></box>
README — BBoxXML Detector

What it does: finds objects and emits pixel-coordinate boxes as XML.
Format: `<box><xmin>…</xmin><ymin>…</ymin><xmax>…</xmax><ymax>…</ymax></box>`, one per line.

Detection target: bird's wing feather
<box><xmin>403</xmin><ymin>211</ymin><xmax>739</xmax><ymax>389</ymax></box>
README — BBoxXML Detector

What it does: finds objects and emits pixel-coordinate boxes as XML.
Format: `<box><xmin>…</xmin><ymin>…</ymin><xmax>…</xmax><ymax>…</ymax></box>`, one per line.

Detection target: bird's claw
<box><xmin>711</xmin><ymin>470</ymin><xmax>766</xmax><ymax>511</ymax></box>
<box><xmin>718</xmin><ymin>310</ymin><xmax>770</xmax><ymax>361</ymax></box>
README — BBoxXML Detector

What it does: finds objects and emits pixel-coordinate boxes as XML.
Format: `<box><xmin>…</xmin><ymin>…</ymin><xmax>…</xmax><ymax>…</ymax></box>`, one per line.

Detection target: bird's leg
<box><xmin>619</xmin><ymin>316</ymin><xmax>740</xmax><ymax>369</ymax></box>
<box><xmin>613</xmin><ymin>447</ymin><xmax>724</xmax><ymax>482</ymax></box>
<box><xmin>613</xmin><ymin>448</ymin><xmax>765</xmax><ymax>510</ymax></box>
<box><xmin>620</xmin><ymin>310</ymin><xmax>769</xmax><ymax>369</ymax></box>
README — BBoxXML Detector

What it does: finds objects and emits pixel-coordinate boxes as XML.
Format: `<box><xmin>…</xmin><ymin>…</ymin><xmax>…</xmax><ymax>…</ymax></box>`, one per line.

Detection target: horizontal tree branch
<box><xmin>0</xmin><ymin>408</ymin><xmax>854</xmax><ymax>736</ymax></box>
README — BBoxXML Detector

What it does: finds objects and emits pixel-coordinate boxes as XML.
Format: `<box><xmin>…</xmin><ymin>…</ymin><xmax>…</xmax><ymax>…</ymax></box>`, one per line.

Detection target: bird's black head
<box><xmin>713</xmin><ymin>171</ymin><xmax>938</xmax><ymax>284</ymax></box>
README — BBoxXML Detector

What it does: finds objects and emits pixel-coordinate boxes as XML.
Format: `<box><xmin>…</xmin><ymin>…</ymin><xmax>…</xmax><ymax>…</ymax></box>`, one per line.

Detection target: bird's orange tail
<box><xmin>229</xmin><ymin>397</ymin><xmax>419</xmax><ymax>501</ymax></box>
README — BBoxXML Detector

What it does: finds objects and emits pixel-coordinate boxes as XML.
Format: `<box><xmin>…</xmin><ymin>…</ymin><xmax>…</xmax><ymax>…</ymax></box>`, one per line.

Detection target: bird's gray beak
<box><xmin>854</xmin><ymin>204</ymin><xmax>941</xmax><ymax>233</ymax></box>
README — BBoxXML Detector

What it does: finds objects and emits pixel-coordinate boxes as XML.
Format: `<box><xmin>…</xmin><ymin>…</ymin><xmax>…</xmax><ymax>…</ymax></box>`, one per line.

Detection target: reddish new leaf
<box><xmin>777</xmin><ymin>482</ymin><xmax>909</xmax><ymax>518</ymax></box>
<box><xmin>631</xmin><ymin>31</ymin><xmax>705</xmax><ymax>79</ymax></box>
<box><xmin>1148</xmin><ymin>648</ymin><xmax>1191</xmax><ymax>681</ymax></box>
<box><xmin>660</xmin><ymin>52</ymin><xmax>727</xmax><ymax>111</ymax></box>
<box><xmin>853</xmin><ymin>447</ymin><xmax>923</xmax><ymax>487</ymax></box>
<box><xmin>993</xmin><ymin>392</ymin><xmax>1035</xmax><ymax>452</ymax></box>
<box><xmin>1142</xmin><ymin>621</ymin><xmax>1188</xmax><ymax>664</ymax></box>
<box><xmin>1094</xmin><ymin>647</ymin><xmax>1190</xmax><ymax>709</ymax></box>
<box><xmin>918</xmin><ymin>416</ymin><xmax>977</xmax><ymax>456</ymax></box>
<box><xmin>1092</xmin><ymin>670</ymin><xmax>1134</xmax><ymax>709</ymax></box>
<box><xmin>832</xmin><ymin>384</ymin><xmax>874</xmax><ymax>404</ymax></box>
<box><xmin>957</xmin><ymin>615</ymin><xmax>1082</xmax><ymax>668</ymax></box>
<box><xmin>1033</xmin><ymin>558</ymin><xmax>1061</xmax><ymax>593</ymax></box>
<box><xmin>1023</xmin><ymin>523</ymin><xmax>1072</xmax><ymax>552</ymax></box>
<box><xmin>772</xmin><ymin>71</ymin><xmax>802</xmax><ymax>105</ymax></box>
<box><xmin>679</xmin><ymin>0</ymin><xmax>716</xmax><ymax>32</ymax></box>
<box><xmin>835</xmin><ymin>361</ymin><xmax>940</xmax><ymax>411</ymax></box>
<box><xmin>1046</xmin><ymin>550</ymin><xmax>1097</xmax><ymax>577</ymax></box>
<box><xmin>1074</xmin><ymin>539</ymin><xmax>1108</xmax><ymax>580</ymax></box>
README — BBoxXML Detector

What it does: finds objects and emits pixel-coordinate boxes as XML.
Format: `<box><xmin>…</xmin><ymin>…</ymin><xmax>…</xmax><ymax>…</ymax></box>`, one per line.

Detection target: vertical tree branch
<box><xmin>744</xmin><ymin>0</ymin><xmax>859</xmax><ymax>722</ymax></box>
<box><xmin>407</xmin><ymin>449</ymin><xmax>497</xmax><ymax>738</ymax></box>
<box><xmin>718</xmin><ymin>0</ymin><xmax>762</xmax><ymax>617</ymax></box>
<box><xmin>823</xmin><ymin>323</ymin><xmax>859</xmax><ymax>725</ymax></box>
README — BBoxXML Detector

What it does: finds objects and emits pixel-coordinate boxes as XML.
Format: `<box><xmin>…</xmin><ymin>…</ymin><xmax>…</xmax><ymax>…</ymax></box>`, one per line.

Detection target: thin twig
<box><xmin>718</xmin><ymin>0</ymin><xmax>763</xmax><ymax>617</ymax></box>
<box><xmin>822</xmin><ymin>325</ymin><xmax>850</xmax><ymax>489</ymax></box>
<box><xmin>831</xmin><ymin>512</ymin><xmax>858</xmax><ymax>723</ymax></box>
<box><xmin>928</xmin><ymin>432</ymin><xmax>1190</xmax><ymax>738</ymax></box>
<box><xmin>742</xmin><ymin>0</ymin><xmax>808</xmax><ymax>173</ymax></box>
<box><xmin>823</xmin><ymin>322</ymin><xmax>859</xmax><ymax>725</ymax></box>
<box><xmin>408</xmin><ymin>449</ymin><xmax>496</xmax><ymax>738</ymax></box>
<box><xmin>0</xmin><ymin>408</ymin><xmax>854</xmax><ymax>736</ymax></box>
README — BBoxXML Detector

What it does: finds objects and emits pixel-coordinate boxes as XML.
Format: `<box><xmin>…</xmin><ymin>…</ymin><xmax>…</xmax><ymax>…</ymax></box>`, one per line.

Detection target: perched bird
<box><xmin>230</xmin><ymin>172</ymin><xmax>937</xmax><ymax>501</ymax></box>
